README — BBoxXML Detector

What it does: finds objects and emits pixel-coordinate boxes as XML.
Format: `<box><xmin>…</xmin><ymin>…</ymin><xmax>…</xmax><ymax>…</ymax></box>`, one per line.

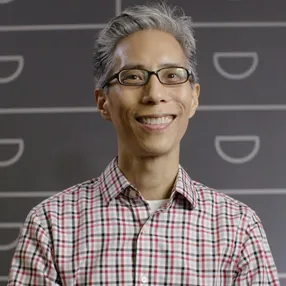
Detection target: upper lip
<box><xmin>135</xmin><ymin>114</ymin><xmax>176</xmax><ymax>119</ymax></box>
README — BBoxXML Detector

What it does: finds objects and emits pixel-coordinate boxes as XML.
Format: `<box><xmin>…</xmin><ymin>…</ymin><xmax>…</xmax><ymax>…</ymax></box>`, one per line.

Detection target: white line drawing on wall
<box><xmin>115</xmin><ymin>0</ymin><xmax>122</xmax><ymax>16</ymax></box>
<box><xmin>222</xmin><ymin>189</ymin><xmax>286</xmax><ymax>195</ymax></box>
<box><xmin>0</xmin><ymin>55</ymin><xmax>24</xmax><ymax>84</ymax></box>
<box><xmin>198</xmin><ymin>105</ymin><xmax>286</xmax><ymax>111</ymax></box>
<box><xmin>0</xmin><ymin>107</ymin><xmax>98</xmax><ymax>114</ymax></box>
<box><xmin>214</xmin><ymin>135</ymin><xmax>260</xmax><ymax>164</ymax></box>
<box><xmin>0</xmin><ymin>24</ymin><xmax>105</xmax><ymax>32</ymax></box>
<box><xmin>0</xmin><ymin>192</ymin><xmax>57</xmax><ymax>198</ymax></box>
<box><xmin>0</xmin><ymin>0</ymin><xmax>14</xmax><ymax>4</ymax></box>
<box><xmin>0</xmin><ymin>138</ymin><xmax>24</xmax><ymax>167</ymax></box>
<box><xmin>1</xmin><ymin>189</ymin><xmax>286</xmax><ymax>198</ymax></box>
<box><xmin>0</xmin><ymin>223</ymin><xmax>22</xmax><ymax>251</ymax></box>
<box><xmin>0</xmin><ymin>24</ymin><xmax>106</xmax><ymax>32</ymax></box>
<box><xmin>193</xmin><ymin>22</ymin><xmax>286</xmax><ymax>28</ymax></box>
<box><xmin>279</xmin><ymin>273</ymin><xmax>286</xmax><ymax>279</ymax></box>
<box><xmin>0</xmin><ymin>105</ymin><xmax>286</xmax><ymax>115</ymax></box>
<box><xmin>213</xmin><ymin>52</ymin><xmax>259</xmax><ymax>80</ymax></box>
<box><xmin>1</xmin><ymin>22</ymin><xmax>286</xmax><ymax>33</ymax></box>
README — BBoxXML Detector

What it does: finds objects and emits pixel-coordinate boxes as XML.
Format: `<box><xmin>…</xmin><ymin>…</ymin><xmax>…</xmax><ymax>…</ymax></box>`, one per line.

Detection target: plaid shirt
<box><xmin>8</xmin><ymin>157</ymin><xmax>280</xmax><ymax>285</ymax></box>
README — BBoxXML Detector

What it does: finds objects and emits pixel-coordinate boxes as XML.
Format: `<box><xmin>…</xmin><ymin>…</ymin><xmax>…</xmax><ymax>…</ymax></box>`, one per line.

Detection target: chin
<box><xmin>138</xmin><ymin>142</ymin><xmax>177</xmax><ymax>157</ymax></box>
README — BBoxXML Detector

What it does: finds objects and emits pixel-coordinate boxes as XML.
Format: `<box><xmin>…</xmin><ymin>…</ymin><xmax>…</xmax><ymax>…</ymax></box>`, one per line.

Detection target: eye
<box><xmin>125</xmin><ymin>74</ymin><xmax>141</xmax><ymax>80</ymax></box>
<box><xmin>120</xmin><ymin>69</ymin><xmax>145</xmax><ymax>84</ymax></box>
<box><xmin>167</xmin><ymin>73</ymin><xmax>177</xmax><ymax>78</ymax></box>
<box><xmin>161</xmin><ymin>70</ymin><xmax>180</xmax><ymax>82</ymax></box>
<box><xmin>160</xmin><ymin>67</ymin><xmax>188</xmax><ymax>84</ymax></box>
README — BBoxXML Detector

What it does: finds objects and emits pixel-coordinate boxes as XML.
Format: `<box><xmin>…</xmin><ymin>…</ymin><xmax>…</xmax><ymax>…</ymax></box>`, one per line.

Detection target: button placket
<box><xmin>132</xmin><ymin>199</ymin><xmax>152</xmax><ymax>286</ymax></box>
<box><xmin>142</xmin><ymin>224</ymin><xmax>150</xmax><ymax>234</ymax></box>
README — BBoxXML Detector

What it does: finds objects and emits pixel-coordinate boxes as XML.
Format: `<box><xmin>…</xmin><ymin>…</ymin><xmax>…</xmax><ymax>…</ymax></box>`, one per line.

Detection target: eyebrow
<box><xmin>120</xmin><ymin>62</ymin><xmax>185</xmax><ymax>71</ymax></box>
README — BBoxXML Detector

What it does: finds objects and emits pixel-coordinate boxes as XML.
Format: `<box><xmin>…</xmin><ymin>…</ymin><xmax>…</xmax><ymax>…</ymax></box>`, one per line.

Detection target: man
<box><xmin>8</xmin><ymin>2</ymin><xmax>280</xmax><ymax>285</ymax></box>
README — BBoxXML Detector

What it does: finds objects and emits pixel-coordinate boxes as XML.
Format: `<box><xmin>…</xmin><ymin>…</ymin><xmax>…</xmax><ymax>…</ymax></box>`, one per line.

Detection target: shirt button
<box><xmin>129</xmin><ymin>190</ymin><xmax>137</xmax><ymax>198</ymax></box>
<box><xmin>141</xmin><ymin>276</ymin><xmax>148</xmax><ymax>284</ymax></box>
<box><xmin>142</xmin><ymin>224</ymin><xmax>150</xmax><ymax>234</ymax></box>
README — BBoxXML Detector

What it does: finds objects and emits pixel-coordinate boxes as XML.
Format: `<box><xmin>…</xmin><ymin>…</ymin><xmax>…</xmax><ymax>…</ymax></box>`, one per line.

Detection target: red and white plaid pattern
<box><xmin>8</xmin><ymin>157</ymin><xmax>280</xmax><ymax>285</ymax></box>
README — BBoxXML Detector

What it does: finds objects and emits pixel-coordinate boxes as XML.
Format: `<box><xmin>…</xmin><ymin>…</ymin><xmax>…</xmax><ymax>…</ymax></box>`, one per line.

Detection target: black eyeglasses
<box><xmin>101</xmin><ymin>67</ymin><xmax>193</xmax><ymax>88</ymax></box>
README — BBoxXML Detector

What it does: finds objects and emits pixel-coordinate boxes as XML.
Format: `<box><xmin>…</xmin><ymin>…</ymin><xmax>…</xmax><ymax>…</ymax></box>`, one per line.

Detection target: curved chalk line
<box><xmin>0</xmin><ymin>55</ymin><xmax>24</xmax><ymax>84</ymax></box>
<box><xmin>215</xmin><ymin>135</ymin><xmax>260</xmax><ymax>164</ymax></box>
<box><xmin>213</xmin><ymin>52</ymin><xmax>259</xmax><ymax>80</ymax></box>
<box><xmin>0</xmin><ymin>138</ymin><xmax>24</xmax><ymax>167</ymax></box>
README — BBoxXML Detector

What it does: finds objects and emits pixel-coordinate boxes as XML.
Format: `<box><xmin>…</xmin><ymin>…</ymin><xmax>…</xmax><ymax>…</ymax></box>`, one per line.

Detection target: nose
<box><xmin>141</xmin><ymin>74</ymin><xmax>170</xmax><ymax>105</ymax></box>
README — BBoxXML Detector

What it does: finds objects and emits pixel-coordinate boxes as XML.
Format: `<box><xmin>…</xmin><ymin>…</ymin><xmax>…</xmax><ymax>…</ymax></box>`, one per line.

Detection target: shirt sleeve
<box><xmin>233</xmin><ymin>212</ymin><xmax>280</xmax><ymax>285</ymax></box>
<box><xmin>8</xmin><ymin>209</ymin><xmax>61</xmax><ymax>286</ymax></box>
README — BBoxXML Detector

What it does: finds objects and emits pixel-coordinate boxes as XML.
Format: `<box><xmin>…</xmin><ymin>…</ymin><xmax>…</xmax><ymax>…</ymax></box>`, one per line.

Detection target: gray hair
<box><xmin>93</xmin><ymin>1</ymin><xmax>198</xmax><ymax>90</ymax></box>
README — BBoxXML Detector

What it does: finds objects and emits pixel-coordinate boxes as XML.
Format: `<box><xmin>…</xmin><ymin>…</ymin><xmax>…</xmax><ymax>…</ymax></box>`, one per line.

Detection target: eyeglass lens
<box><xmin>119</xmin><ymin>67</ymin><xmax>188</xmax><ymax>86</ymax></box>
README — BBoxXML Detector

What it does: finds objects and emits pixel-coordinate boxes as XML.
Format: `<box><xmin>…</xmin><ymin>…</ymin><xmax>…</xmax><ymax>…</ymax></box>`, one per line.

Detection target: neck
<box><xmin>117</xmin><ymin>146</ymin><xmax>180</xmax><ymax>201</ymax></box>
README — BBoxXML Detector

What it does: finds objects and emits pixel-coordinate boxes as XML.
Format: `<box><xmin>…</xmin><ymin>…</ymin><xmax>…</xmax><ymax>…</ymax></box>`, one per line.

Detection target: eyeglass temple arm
<box><xmin>101</xmin><ymin>73</ymin><xmax>118</xmax><ymax>89</ymax></box>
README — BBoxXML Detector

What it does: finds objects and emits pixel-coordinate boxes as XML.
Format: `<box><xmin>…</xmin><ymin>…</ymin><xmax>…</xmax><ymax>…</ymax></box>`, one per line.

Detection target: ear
<box><xmin>94</xmin><ymin>88</ymin><xmax>112</xmax><ymax>121</ymax></box>
<box><xmin>189</xmin><ymin>83</ymin><xmax>200</xmax><ymax>119</ymax></box>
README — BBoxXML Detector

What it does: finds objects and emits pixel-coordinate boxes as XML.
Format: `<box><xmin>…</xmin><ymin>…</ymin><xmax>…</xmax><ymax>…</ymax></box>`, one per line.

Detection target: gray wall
<box><xmin>0</xmin><ymin>0</ymin><xmax>285</xmax><ymax>284</ymax></box>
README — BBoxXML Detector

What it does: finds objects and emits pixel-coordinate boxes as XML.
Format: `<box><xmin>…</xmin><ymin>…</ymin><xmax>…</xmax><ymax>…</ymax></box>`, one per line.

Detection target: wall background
<box><xmin>0</xmin><ymin>0</ymin><xmax>285</xmax><ymax>284</ymax></box>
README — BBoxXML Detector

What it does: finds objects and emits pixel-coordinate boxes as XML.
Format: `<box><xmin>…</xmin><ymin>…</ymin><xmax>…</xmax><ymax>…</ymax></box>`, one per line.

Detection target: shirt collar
<box><xmin>99</xmin><ymin>157</ymin><xmax>133</xmax><ymax>205</ymax></box>
<box><xmin>99</xmin><ymin>157</ymin><xmax>197</xmax><ymax>208</ymax></box>
<box><xmin>173</xmin><ymin>163</ymin><xmax>197</xmax><ymax>209</ymax></box>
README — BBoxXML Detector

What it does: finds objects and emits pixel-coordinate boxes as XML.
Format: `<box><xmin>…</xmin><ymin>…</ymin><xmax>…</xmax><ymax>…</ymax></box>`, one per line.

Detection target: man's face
<box><xmin>96</xmin><ymin>29</ymin><xmax>200</xmax><ymax>157</ymax></box>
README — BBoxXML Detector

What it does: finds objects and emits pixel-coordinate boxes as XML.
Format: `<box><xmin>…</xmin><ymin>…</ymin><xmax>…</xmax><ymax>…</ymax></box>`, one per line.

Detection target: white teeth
<box><xmin>138</xmin><ymin>116</ymin><xmax>173</xmax><ymax>125</ymax></box>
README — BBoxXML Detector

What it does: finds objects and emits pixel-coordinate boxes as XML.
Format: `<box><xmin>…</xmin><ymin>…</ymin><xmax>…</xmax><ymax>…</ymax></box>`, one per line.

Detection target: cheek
<box><xmin>108</xmin><ymin>94</ymin><xmax>135</xmax><ymax>127</ymax></box>
<box><xmin>176</xmin><ymin>114</ymin><xmax>189</xmax><ymax>135</ymax></box>
<box><xmin>108</xmin><ymin>89</ymin><xmax>125</xmax><ymax>116</ymax></box>
<box><xmin>175</xmin><ymin>96</ymin><xmax>193</xmax><ymax>118</ymax></box>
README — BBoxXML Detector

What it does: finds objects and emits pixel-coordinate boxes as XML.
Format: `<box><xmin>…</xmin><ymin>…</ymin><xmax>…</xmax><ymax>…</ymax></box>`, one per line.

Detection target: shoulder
<box><xmin>192</xmin><ymin>180</ymin><xmax>258</xmax><ymax>223</ymax></box>
<box><xmin>39</xmin><ymin>178</ymin><xmax>100</xmax><ymax>206</ymax></box>
<box><xmin>28</xmin><ymin>178</ymin><xmax>102</xmax><ymax>225</ymax></box>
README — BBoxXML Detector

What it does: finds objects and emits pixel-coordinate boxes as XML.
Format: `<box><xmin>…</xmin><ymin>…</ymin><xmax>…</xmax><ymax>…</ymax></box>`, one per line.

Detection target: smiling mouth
<box><xmin>135</xmin><ymin>115</ymin><xmax>176</xmax><ymax>125</ymax></box>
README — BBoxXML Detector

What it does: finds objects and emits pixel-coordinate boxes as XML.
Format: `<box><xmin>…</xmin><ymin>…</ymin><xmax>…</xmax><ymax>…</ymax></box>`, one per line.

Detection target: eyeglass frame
<box><xmin>101</xmin><ymin>66</ymin><xmax>194</xmax><ymax>89</ymax></box>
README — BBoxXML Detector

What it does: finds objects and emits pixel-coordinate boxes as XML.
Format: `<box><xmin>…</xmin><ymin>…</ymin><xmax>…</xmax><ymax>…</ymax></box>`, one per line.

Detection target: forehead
<box><xmin>113</xmin><ymin>29</ymin><xmax>187</xmax><ymax>70</ymax></box>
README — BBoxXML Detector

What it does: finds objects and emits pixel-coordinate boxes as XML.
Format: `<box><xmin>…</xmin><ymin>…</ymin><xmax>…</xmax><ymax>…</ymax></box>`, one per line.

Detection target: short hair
<box><xmin>93</xmin><ymin>1</ymin><xmax>198</xmax><ymax>90</ymax></box>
